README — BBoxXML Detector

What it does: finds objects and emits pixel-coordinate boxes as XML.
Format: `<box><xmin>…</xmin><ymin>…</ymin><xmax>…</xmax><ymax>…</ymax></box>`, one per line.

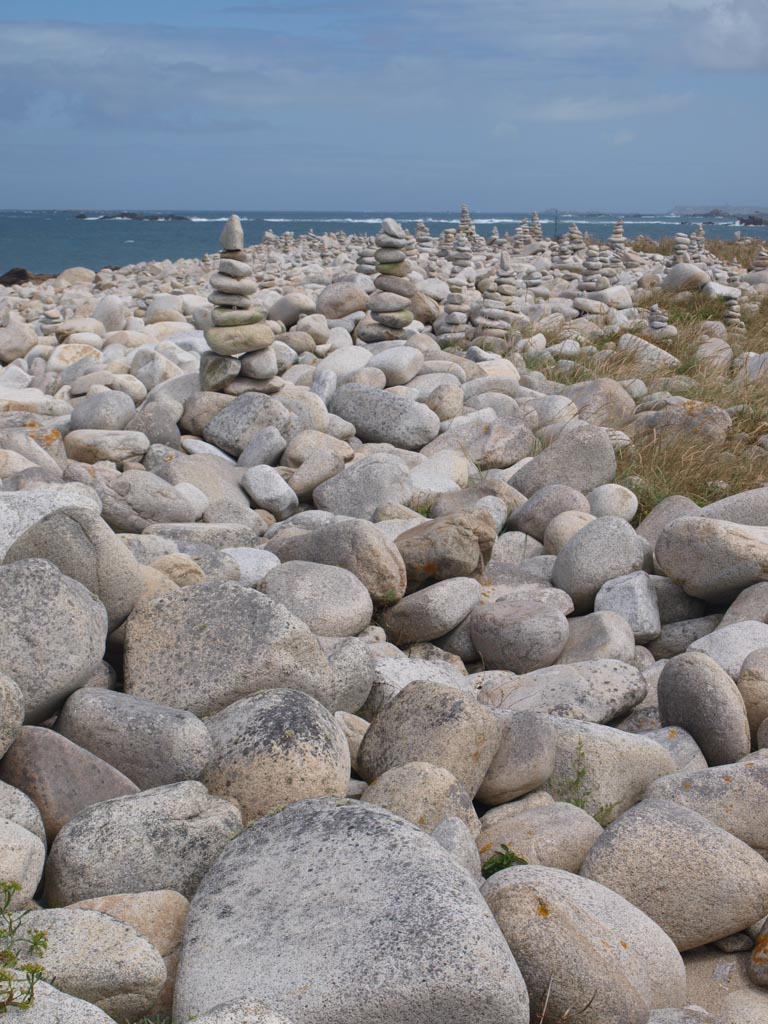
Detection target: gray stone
<box><xmin>738</xmin><ymin>648</ymin><xmax>768</xmax><ymax>746</ymax></box>
<box><xmin>658</xmin><ymin>653</ymin><xmax>751</xmax><ymax>765</ymax></box>
<box><xmin>0</xmin><ymin>817</ymin><xmax>45</xmax><ymax>908</ymax></box>
<box><xmin>330</xmin><ymin>384</ymin><xmax>440</xmax><ymax>450</ymax></box>
<box><xmin>656</xmin><ymin>517</ymin><xmax>768</xmax><ymax>603</ymax></box>
<box><xmin>173</xmin><ymin>799</ymin><xmax>529</xmax><ymax>1024</ymax></box>
<box><xmin>557</xmin><ymin>610</ymin><xmax>636</xmax><ymax>664</ymax></box>
<box><xmin>267</xmin><ymin>518</ymin><xmax>406</xmax><ymax>606</ymax></box>
<box><xmin>580</xmin><ymin>799</ymin><xmax>768</xmax><ymax>950</ymax></box>
<box><xmin>192</xmin><ymin>1001</ymin><xmax>296</xmax><ymax>1024</ymax></box>
<box><xmin>3</xmin><ymin>507</ymin><xmax>142</xmax><ymax>632</ymax></box>
<box><xmin>203</xmin><ymin>689</ymin><xmax>349</xmax><ymax>822</ymax></box>
<box><xmin>203</xmin><ymin>393</ymin><xmax>292</xmax><ymax>457</ymax></box>
<box><xmin>56</xmin><ymin>689</ymin><xmax>214</xmax><ymax>789</ymax></box>
<box><xmin>261</xmin><ymin>561</ymin><xmax>373</xmax><ymax>636</ymax></box>
<box><xmin>690</xmin><ymin>620</ymin><xmax>768</xmax><ymax>679</ymax></box>
<box><xmin>70</xmin><ymin>390</ymin><xmax>136</xmax><ymax>431</ymax></box>
<box><xmin>20</xmin><ymin>907</ymin><xmax>166</xmax><ymax>1021</ymax></box>
<box><xmin>45</xmin><ymin>781</ymin><xmax>242</xmax><ymax>905</ymax></box>
<box><xmin>1</xmin><ymin>981</ymin><xmax>115</xmax><ymax>1022</ymax></box>
<box><xmin>0</xmin><ymin>674</ymin><xmax>24</xmax><ymax>760</ymax></box>
<box><xmin>124</xmin><ymin>582</ymin><xmax>333</xmax><ymax>715</ymax></box>
<box><xmin>0</xmin><ymin>560</ymin><xmax>107</xmax><ymax>723</ymax></box>
<box><xmin>357</xmin><ymin>678</ymin><xmax>501</xmax><ymax>796</ymax></box>
<box><xmin>432</xmin><ymin>816</ymin><xmax>483</xmax><ymax>882</ymax></box>
<box><xmin>0</xmin><ymin>489</ymin><xmax>101</xmax><ymax>559</ymax></box>
<box><xmin>594</xmin><ymin>571</ymin><xmax>661</xmax><ymax>643</ymax></box>
<box><xmin>509</xmin><ymin>484</ymin><xmax>590</xmax><ymax>541</ymax></box>
<box><xmin>0</xmin><ymin>778</ymin><xmax>45</xmax><ymax>843</ymax></box>
<box><xmin>552</xmin><ymin>516</ymin><xmax>646</xmax><ymax>613</ymax></box>
<box><xmin>314</xmin><ymin>454</ymin><xmax>412</xmax><ymax>520</ymax></box>
<box><xmin>484</xmin><ymin>865</ymin><xmax>685</xmax><ymax>1024</ymax></box>
<box><xmin>512</xmin><ymin>424</ymin><xmax>617</xmax><ymax>497</ymax></box>
<box><xmin>478</xmin><ymin>801</ymin><xmax>602</xmax><ymax>873</ymax></box>
<box><xmin>544</xmin><ymin>717</ymin><xmax>676</xmax><ymax>823</ymax></box>
<box><xmin>378</xmin><ymin>578</ymin><xmax>481</xmax><ymax>644</ymax></box>
<box><xmin>360</xmin><ymin>761</ymin><xmax>478</xmax><ymax>835</ymax></box>
<box><xmin>648</xmin><ymin>614</ymin><xmax>723</xmax><ymax>660</ymax></box>
<box><xmin>645</xmin><ymin>760</ymin><xmax>768</xmax><ymax>850</ymax></box>
<box><xmin>470</xmin><ymin>599</ymin><xmax>569</xmax><ymax>672</ymax></box>
<box><xmin>476</xmin><ymin>710</ymin><xmax>557</xmax><ymax>805</ymax></box>
<box><xmin>478</xmin><ymin>659</ymin><xmax>646</xmax><ymax>724</ymax></box>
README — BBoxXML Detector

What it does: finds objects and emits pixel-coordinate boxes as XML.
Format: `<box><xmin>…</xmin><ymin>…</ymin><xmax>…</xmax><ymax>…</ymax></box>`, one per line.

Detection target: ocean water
<box><xmin>1</xmin><ymin>209</ymin><xmax>766</xmax><ymax>276</ymax></box>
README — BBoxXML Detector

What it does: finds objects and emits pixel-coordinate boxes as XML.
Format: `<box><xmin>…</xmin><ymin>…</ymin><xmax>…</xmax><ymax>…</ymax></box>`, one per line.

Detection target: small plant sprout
<box><xmin>0</xmin><ymin>881</ymin><xmax>48</xmax><ymax>1013</ymax></box>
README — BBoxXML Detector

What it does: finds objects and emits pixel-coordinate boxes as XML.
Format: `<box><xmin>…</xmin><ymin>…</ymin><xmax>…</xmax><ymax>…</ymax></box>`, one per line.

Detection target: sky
<box><xmin>0</xmin><ymin>0</ymin><xmax>766</xmax><ymax>211</ymax></box>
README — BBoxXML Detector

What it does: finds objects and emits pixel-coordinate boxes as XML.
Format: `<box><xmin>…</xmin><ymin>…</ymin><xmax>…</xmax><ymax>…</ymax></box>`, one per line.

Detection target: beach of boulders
<box><xmin>1</xmin><ymin>211</ymin><xmax>768</xmax><ymax>1023</ymax></box>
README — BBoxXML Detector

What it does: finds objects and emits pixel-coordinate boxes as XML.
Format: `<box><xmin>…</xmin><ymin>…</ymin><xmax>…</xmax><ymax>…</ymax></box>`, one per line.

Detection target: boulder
<box><xmin>173</xmin><ymin>799</ymin><xmax>529</xmax><ymax>1024</ymax></box>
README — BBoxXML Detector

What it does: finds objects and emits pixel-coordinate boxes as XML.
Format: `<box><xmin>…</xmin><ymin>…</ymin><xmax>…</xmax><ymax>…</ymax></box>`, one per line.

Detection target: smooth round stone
<box><xmin>203</xmin><ymin>689</ymin><xmax>349</xmax><ymax>822</ymax></box>
<box><xmin>658</xmin><ymin>652</ymin><xmax>751</xmax><ymax>765</ymax></box>
<box><xmin>205</xmin><ymin>323</ymin><xmax>274</xmax><ymax>356</ymax></box>
<box><xmin>378</xmin><ymin>578</ymin><xmax>482</xmax><ymax>645</ymax></box>
<box><xmin>261</xmin><ymin>561</ymin><xmax>373</xmax><ymax>636</ymax></box>
<box><xmin>360</xmin><ymin>761</ymin><xmax>479</xmax><ymax>835</ymax></box>
<box><xmin>240</xmin><ymin>347</ymin><xmax>278</xmax><ymax>381</ymax></box>
<box><xmin>588</xmin><ymin>484</ymin><xmax>639</xmax><ymax>521</ymax></box>
<box><xmin>471</xmin><ymin>600</ymin><xmax>569</xmax><ymax>673</ymax></box>
<box><xmin>552</xmin><ymin>516</ymin><xmax>646</xmax><ymax>613</ymax></box>
<box><xmin>200</xmin><ymin>351</ymin><xmax>240</xmax><ymax>392</ymax></box>
<box><xmin>510</xmin><ymin>485</ymin><xmax>591</xmax><ymax>542</ymax></box>
<box><xmin>220</xmin><ymin>548</ymin><xmax>280</xmax><ymax>587</ymax></box>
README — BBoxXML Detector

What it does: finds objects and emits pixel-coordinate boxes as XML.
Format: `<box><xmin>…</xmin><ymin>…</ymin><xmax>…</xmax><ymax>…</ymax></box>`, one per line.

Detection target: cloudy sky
<box><xmin>1</xmin><ymin>0</ymin><xmax>766</xmax><ymax>210</ymax></box>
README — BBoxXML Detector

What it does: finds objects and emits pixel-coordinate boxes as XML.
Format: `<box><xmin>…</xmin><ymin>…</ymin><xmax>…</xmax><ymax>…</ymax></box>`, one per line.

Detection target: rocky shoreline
<box><xmin>0</xmin><ymin>211</ymin><xmax>768</xmax><ymax>1023</ymax></box>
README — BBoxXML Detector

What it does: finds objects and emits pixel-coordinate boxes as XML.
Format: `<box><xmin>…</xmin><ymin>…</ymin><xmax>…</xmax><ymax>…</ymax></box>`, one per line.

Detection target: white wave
<box><xmin>188</xmin><ymin>217</ymin><xmax>230</xmax><ymax>222</ymax></box>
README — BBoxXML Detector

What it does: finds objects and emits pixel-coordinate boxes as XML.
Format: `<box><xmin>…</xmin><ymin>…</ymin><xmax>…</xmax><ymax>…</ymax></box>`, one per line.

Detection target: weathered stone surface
<box><xmin>357</xmin><ymin>678</ymin><xmax>501</xmax><ymax>796</ymax></box>
<box><xmin>124</xmin><ymin>582</ymin><xmax>333</xmax><ymax>715</ymax></box>
<box><xmin>378</xmin><ymin>578</ymin><xmax>481</xmax><ymax>644</ymax></box>
<box><xmin>261</xmin><ymin>561</ymin><xmax>373</xmax><ymax>636</ymax></box>
<box><xmin>360</xmin><ymin>761</ymin><xmax>479</xmax><ymax>835</ymax></box>
<box><xmin>581</xmin><ymin>799</ymin><xmax>768</xmax><ymax>950</ymax></box>
<box><xmin>478</xmin><ymin>800</ymin><xmax>602</xmax><ymax>872</ymax></box>
<box><xmin>0</xmin><ymin>816</ymin><xmax>45</xmax><ymax>908</ymax></box>
<box><xmin>0</xmin><ymin>560</ymin><xmax>107</xmax><ymax>722</ymax></box>
<box><xmin>470</xmin><ymin>599</ymin><xmax>569</xmax><ymax>673</ymax></box>
<box><xmin>20</xmin><ymin>908</ymin><xmax>166</xmax><ymax>1021</ymax></box>
<box><xmin>4</xmin><ymin>507</ymin><xmax>142</xmax><ymax>631</ymax></box>
<box><xmin>55</xmin><ymin>689</ymin><xmax>214</xmax><ymax>789</ymax></box>
<box><xmin>173</xmin><ymin>799</ymin><xmax>529</xmax><ymax>1024</ymax></box>
<box><xmin>656</xmin><ymin>517</ymin><xmax>768</xmax><ymax>603</ymax></box>
<box><xmin>484</xmin><ymin>865</ymin><xmax>685</xmax><ymax>1024</ymax></box>
<box><xmin>552</xmin><ymin>516</ymin><xmax>646</xmax><ymax>613</ymax></box>
<box><xmin>477</xmin><ymin>710</ymin><xmax>557</xmax><ymax>805</ymax></box>
<box><xmin>512</xmin><ymin>424</ymin><xmax>617</xmax><ymax>497</ymax></box>
<box><xmin>0</xmin><ymin>726</ymin><xmax>139</xmax><ymax>841</ymax></box>
<box><xmin>45</xmin><ymin>781</ymin><xmax>242</xmax><ymax>905</ymax></box>
<box><xmin>203</xmin><ymin>689</ymin><xmax>350</xmax><ymax>821</ymax></box>
<box><xmin>658</xmin><ymin>653</ymin><xmax>751</xmax><ymax>765</ymax></box>
<box><xmin>330</xmin><ymin>384</ymin><xmax>441</xmax><ymax>450</ymax></box>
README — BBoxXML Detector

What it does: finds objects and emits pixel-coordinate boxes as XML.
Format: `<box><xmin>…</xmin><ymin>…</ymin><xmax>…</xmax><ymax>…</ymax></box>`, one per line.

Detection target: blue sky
<box><xmin>0</xmin><ymin>0</ymin><xmax>766</xmax><ymax>211</ymax></box>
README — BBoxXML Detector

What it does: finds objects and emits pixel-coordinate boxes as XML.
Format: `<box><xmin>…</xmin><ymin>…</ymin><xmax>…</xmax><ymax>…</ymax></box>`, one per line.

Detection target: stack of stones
<box><xmin>608</xmin><ymin>218</ymin><xmax>627</xmax><ymax>254</ymax></box>
<box><xmin>39</xmin><ymin>306</ymin><xmax>64</xmax><ymax>337</ymax></box>
<box><xmin>358</xmin><ymin>219</ymin><xmax>415</xmax><ymax>342</ymax></box>
<box><xmin>568</xmin><ymin>223</ymin><xmax>587</xmax><ymax>257</ymax></box>
<box><xmin>672</xmin><ymin>232</ymin><xmax>692</xmax><ymax>264</ymax></box>
<box><xmin>647</xmin><ymin>303</ymin><xmax>677</xmax><ymax>342</ymax></box>
<box><xmin>530</xmin><ymin>211</ymin><xmax>543</xmax><ymax>241</ymax></box>
<box><xmin>724</xmin><ymin>295</ymin><xmax>746</xmax><ymax>333</ymax></box>
<box><xmin>488</xmin><ymin>225</ymin><xmax>501</xmax><ymax>247</ymax></box>
<box><xmin>434</xmin><ymin>285</ymin><xmax>470</xmax><ymax>348</ymax></box>
<box><xmin>449</xmin><ymin>230</ymin><xmax>474</xmax><ymax>272</ymax></box>
<box><xmin>458</xmin><ymin>204</ymin><xmax>474</xmax><ymax>234</ymax></box>
<box><xmin>579</xmin><ymin>246</ymin><xmax>610</xmax><ymax>293</ymax></box>
<box><xmin>356</xmin><ymin>239</ymin><xmax>378</xmax><ymax>277</ymax></box>
<box><xmin>200</xmin><ymin>215</ymin><xmax>275</xmax><ymax>394</ymax></box>
<box><xmin>751</xmin><ymin>247</ymin><xmax>768</xmax><ymax>273</ymax></box>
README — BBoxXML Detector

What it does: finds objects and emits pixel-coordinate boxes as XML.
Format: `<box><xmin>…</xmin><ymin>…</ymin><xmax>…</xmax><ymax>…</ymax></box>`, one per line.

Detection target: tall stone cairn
<box><xmin>200</xmin><ymin>215</ymin><xmax>274</xmax><ymax>393</ymax></box>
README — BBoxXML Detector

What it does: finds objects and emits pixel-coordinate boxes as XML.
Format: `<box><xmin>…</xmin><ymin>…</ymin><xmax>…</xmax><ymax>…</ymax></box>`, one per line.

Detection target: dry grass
<box><xmin>630</xmin><ymin>235</ymin><xmax>763</xmax><ymax>268</ymax></box>
<box><xmin>524</xmin><ymin>288</ymin><xmax>768</xmax><ymax>517</ymax></box>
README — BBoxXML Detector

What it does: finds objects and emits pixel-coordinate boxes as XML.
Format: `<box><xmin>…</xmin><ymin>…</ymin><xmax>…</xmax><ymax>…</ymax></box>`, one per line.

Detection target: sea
<box><xmin>2</xmin><ymin>210</ymin><xmax>767</xmax><ymax>276</ymax></box>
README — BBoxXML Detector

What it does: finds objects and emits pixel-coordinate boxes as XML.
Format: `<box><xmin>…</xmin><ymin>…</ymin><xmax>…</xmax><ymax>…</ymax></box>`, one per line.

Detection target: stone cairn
<box><xmin>200</xmin><ymin>215</ymin><xmax>274</xmax><ymax>394</ymax></box>
<box><xmin>458</xmin><ymin>204</ymin><xmax>474</xmax><ymax>235</ymax></box>
<box><xmin>672</xmin><ymin>232</ymin><xmax>692</xmax><ymax>264</ymax></box>
<box><xmin>530</xmin><ymin>211</ymin><xmax>543</xmax><ymax>241</ymax></box>
<box><xmin>608</xmin><ymin>218</ymin><xmax>627</xmax><ymax>253</ymax></box>
<box><xmin>646</xmin><ymin>303</ymin><xmax>677</xmax><ymax>341</ymax></box>
<box><xmin>357</xmin><ymin>219</ymin><xmax>415</xmax><ymax>342</ymax></box>
<box><xmin>724</xmin><ymin>295</ymin><xmax>746</xmax><ymax>333</ymax></box>
<box><xmin>752</xmin><ymin>247</ymin><xmax>768</xmax><ymax>273</ymax></box>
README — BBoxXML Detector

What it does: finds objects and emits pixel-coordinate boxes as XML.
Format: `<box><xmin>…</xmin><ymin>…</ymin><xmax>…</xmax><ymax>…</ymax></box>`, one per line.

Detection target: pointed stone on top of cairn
<box><xmin>200</xmin><ymin>215</ymin><xmax>274</xmax><ymax>393</ymax></box>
